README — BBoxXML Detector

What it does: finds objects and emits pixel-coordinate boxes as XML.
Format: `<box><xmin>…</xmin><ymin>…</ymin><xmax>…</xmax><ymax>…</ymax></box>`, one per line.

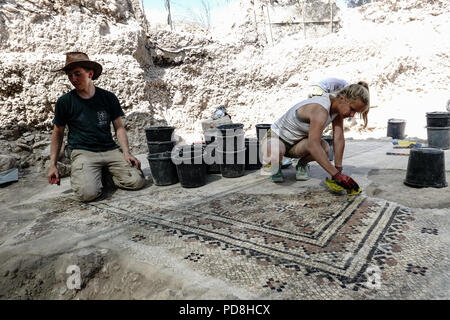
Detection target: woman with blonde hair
<box><xmin>260</xmin><ymin>83</ymin><xmax>370</xmax><ymax>190</ymax></box>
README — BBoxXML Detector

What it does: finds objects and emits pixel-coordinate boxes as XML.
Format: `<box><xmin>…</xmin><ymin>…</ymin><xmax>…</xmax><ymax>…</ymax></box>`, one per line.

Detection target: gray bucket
<box><xmin>427</xmin><ymin>126</ymin><xmax>450</xmax><ymax>150</ymax></box>
<box><xmin>387</xmin><ymin>119</ymin><xmax>406</xmax><ymax>139</ymax></box>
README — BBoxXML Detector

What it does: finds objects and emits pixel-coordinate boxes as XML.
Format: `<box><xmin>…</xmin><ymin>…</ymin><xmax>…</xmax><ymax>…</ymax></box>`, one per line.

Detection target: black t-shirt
<box><xmin>53</xmin><ymin>87</ymin><xmax>125</xmax><ymax>152</ymax></box>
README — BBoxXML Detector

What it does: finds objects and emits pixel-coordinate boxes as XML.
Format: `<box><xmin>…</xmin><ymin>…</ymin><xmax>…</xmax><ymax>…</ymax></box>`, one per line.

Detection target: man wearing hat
<box><xmin>47</xmin><ymin>52</ymin><xmax>145</xmax><ymax>201</ymax></box>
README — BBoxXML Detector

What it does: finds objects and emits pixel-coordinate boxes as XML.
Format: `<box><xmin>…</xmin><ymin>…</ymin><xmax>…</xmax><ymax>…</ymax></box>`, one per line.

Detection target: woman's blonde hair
<box><xmin>334</xmin><ymin>82</ymin><xmax>370</xmax><ymax>127</ymax></box>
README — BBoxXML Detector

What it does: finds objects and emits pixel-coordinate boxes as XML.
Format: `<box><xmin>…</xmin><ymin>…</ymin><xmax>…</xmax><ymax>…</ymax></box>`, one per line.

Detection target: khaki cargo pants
<box><xmin>70</xmin><ymin>148</ymin><xmax>145</xmax><ymax>202</ymax></box>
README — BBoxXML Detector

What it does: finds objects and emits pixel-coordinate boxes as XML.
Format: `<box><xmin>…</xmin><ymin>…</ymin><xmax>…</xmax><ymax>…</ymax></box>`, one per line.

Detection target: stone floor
<box><xmin>0</xmin><ymin>140</ymin><xmax>449</xmax><ymax>299</ymax></box>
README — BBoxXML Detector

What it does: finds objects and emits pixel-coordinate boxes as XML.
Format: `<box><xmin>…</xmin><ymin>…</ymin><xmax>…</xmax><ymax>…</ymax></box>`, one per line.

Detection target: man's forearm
<box><xmin>116</xmin><ymin>128</ymin><xmax>131</xmax><ymax>156</ymax></box>
<box><xmin>50</xmin><ymin>129</ymin><xmax>64</xmax><ymax>166</ymax></box>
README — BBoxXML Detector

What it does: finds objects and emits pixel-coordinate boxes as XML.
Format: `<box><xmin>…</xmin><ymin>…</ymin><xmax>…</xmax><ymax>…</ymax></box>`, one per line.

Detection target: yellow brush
<box><xmin>325</xmin><ymin>178</ymin><xmax>362</xmax><ymax>195</ymax></box>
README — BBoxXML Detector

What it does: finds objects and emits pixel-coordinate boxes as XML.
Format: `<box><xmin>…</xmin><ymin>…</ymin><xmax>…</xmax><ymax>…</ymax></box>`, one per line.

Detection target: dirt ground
<box><xmin>365</xmin><ymin>169</ymin><xmax>450</xmax><ymax>209</ymax></box>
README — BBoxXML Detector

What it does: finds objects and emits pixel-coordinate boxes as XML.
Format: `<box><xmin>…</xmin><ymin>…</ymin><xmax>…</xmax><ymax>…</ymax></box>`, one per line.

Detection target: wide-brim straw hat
<box><xmin>53</xmin><ymin>52</ymin><xmax>102</xmax><ymax>80</ymax></box>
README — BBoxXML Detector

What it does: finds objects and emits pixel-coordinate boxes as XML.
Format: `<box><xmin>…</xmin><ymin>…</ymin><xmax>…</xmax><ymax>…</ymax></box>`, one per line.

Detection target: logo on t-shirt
<box><xmin>97</xmin><ymin>110</ymin><xmax>109</xmax><ymax>127</ymax></box>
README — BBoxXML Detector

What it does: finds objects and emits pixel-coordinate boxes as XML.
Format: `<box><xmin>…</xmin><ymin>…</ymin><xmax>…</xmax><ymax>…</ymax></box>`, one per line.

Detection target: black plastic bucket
<box><xmin>145</xmin><ymin>126</ymin><xmax>175</xmax><ymax>142</ymax></box>
<box><xmin>387</xmin><ymin>119</ymin><xmax>406</xmax><ymax>139</ymax></box>
<box><xmin>426</xmin><ymin>112</ymin><xmax>450</xmax><ymax>127</ymax></box>
<box><xmin>147</xmin><ymin>140</ymin><xmax>176</xmax><ymax>154</ymax></box>
<box><xmin>216</xmin><ymin>124</ymin><xmax>245</xmax><ymax>153</ymax></box>
<box><xmin>255</xmin><ymin>123</ymin><xmax>271</xmax><ymax>141</ymax></box>
<box><xmin>203</xmin><ymin>129</ymin><xmax>220</xmax><ymax>173</ymax></box>
<box><xmin>173</xmin><ymin>145</ymin><xmax>207</xmax><ymax>188</ymax></box>
<box><xmin>147</xmin><ymin>151</ymin><xmax>179</xmax><ymax>186</ymax></box>
<box><xmin>203</xmin><ymin>145</ymin><xmax>221</xmax><ymax>174</ymax></box>
<box><xmin>216</xmin><ymin>123</ymin><xmax>244</xmax><ymax>135</ymax></box>
<box><xmin>204</xmin><ymin>129</ymin><xmax>219</xmax><ymax>145</ymax></box>
<box><xmin>217</xmin><ymin>148</ymin><xmax>245</xmax><ymax>178</ymax></box>
<box><xmin>322</xmin><ymin>135</ymin><xmax>334</xmax><ymax>161</ymax></box>
<box><xmin>404</xmin><ymin>148</ymin><xmax>447</xmax><ymax>188</ymax></box>
<box><xmin>427</xmin><ymin>126</ymin><xmax>450</xmax><ymax>150</ymax></box>
<box><xmin>215</xmin><ymin>132</ymin><xmax>245</xmax><ymax>153</ymax></box>
<box><xmin>245</xmin><ymin>138</ymin><xmax>262</xmax><ymax>170</ymax></box>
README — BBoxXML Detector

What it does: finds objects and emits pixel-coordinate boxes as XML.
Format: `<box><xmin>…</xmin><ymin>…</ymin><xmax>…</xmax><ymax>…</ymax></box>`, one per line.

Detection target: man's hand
<box><xmin>47</xmin><ymin>165</ymin><xmax>60</xmax><ymax>185</ymax></box>
<box><xmin>332</xmin><ymin>172</ymin><xmax>359</xmax><ymax>191</ymax></box>
<box><xmin>125</xmin><ymin>154</ymin><xmax>141</xmax><ymax>170</ymax></box>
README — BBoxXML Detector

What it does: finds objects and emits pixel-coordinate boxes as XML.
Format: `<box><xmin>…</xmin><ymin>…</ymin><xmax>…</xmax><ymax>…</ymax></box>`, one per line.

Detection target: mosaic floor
<box><xmin>14</xmin><ymin>178</ymin><xmax>450</xmax><ymax>299</ymax></box>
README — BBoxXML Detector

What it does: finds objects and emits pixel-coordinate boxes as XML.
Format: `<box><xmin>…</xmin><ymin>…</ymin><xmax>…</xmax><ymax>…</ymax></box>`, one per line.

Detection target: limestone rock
<box><xmin>0</xmin><ymin>155</ymin><xmax>16</xmax><ymax>171</ymax></box>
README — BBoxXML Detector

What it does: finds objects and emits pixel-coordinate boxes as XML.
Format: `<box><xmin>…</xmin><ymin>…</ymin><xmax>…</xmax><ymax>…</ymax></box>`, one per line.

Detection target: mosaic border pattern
<box><xmin>90</xmin><ymin>192</ymin><xmax>403</xmax><ymax>284</ymax></box>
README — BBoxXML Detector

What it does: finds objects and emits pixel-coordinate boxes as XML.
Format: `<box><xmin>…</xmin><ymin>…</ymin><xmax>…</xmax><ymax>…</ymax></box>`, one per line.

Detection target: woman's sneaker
<box><xmin>296</xmin><ymin>162</ymin><xmax>310</xmax><ymax>181</ymax></box>
<box><xmin>271</xmin><ymin>166</ymin><xmax>284</xmax><ymax>183</ymax></box>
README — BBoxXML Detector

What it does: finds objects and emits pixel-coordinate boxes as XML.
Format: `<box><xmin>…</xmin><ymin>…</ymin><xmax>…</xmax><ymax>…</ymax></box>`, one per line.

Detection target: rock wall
<box><xmin>0</xmin><ymin>0</ymin><xmax>154</xmax><ymax>169</ymax></box>
<box><xmin>149</xmin><ymin>0</ymin><xmax>450</xmax><ymax>143</ymax></box>
<box><xmin>0</xmin><ymin>0</ymin><xmax>152</xmax><ymax>126</ymax></box>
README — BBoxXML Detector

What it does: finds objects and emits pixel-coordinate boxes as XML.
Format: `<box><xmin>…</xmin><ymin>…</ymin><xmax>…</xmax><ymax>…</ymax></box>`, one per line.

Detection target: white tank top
<box><xmin>271</xmin><ymin>94</ymin><xmax>337</xmax><ymax>145</ymax></box>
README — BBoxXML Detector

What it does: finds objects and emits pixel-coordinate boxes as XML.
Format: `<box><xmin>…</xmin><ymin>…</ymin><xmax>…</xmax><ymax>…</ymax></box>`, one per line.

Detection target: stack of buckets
<box><xmin>145</xmin><ymin>126</ymin><xmax>178</xmax><ymax>186</ymax></box>
<box><xmin>403</xmin><ymin>112</ymin><xmax>449</xmax><ymax>189</ymax></box>
<box><xmin>426</xmin><ymin>112</ymin><xmax>450</xmax><ymax>149</ymax></box>
<box><xmin>216</xmin><ymin>124</ymin><xmax>246</xmax><ymax>178</ymax></box>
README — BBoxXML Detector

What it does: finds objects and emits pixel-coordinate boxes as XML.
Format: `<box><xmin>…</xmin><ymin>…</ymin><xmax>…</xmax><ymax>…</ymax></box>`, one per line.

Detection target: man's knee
<box><xmin>129</xmin><ymin>171</ymin><xmax>145</xmax><ymax>190</ymax></box>
<box><xmin>73</xmin><ymin>184</ymin><xmax>102</xmax><ymax>202</ymax></box>
<box><xmin>113</xmin><ymin>169</ymin><xmax>145</xmax><ymax>190</ymax></box>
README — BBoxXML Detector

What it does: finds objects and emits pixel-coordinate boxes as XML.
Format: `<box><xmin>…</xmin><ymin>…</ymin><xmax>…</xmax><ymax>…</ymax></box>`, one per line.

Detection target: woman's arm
<box><xmin>332</xmin><ymin>116</ymin><xmax>345</xmax><ymax>169</ymax></box>
<box><xmin>302</xmin><ymin>105</ymin><xmax>340</xmax><ymax>176</ymax></box>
